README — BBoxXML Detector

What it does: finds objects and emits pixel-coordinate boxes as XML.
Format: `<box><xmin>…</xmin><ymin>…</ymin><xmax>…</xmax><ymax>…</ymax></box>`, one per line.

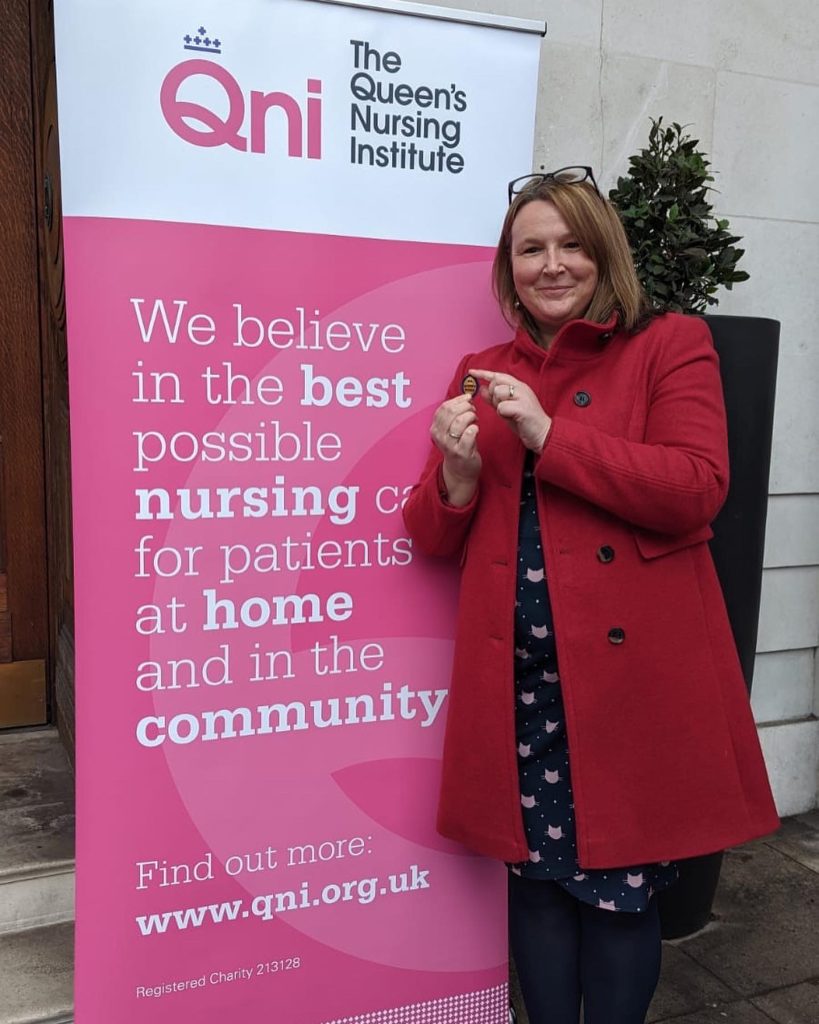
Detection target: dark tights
<box><xmin>509</xmin><ymin>873</ymin><xmax>662</xmax><ymax>1024</ymax></box>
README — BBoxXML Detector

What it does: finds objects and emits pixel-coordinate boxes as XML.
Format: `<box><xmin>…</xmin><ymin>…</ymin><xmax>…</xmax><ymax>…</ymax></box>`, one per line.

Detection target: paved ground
<box><xmin>511</xmin><ymin>810</ymin><xmax>819</xmax><ymax>1023</ymax></box>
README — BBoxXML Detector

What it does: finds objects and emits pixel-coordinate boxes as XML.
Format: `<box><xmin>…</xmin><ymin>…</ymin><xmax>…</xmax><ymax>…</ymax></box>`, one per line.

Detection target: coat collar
<box><xmin>512</xmin><ymin>313</ymin><xmax>619</xmax><ymax>364</ymax></box>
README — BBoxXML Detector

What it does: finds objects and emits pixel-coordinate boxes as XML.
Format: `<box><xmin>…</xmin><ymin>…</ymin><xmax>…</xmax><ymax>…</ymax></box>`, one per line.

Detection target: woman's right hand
<box><xmin>430</xmin><ymin>395</ymin><xmax>481</xmax><ymax>507</ymax></box>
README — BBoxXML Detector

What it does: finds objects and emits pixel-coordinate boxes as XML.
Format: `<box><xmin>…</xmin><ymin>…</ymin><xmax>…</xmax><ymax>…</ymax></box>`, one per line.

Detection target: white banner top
<box><xmin>314</xmin><ymin>0</ymin><xmax>546</xmax><ymax>34</ymax></box>
<box><xmin>55</xmin><ymin>0</ymin><xmax>542</xmax><ymax>245</ymax></box>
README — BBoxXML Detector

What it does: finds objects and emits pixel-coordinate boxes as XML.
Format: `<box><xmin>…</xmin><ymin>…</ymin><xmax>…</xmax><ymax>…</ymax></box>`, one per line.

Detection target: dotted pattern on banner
<box><xmin>320</xmin><ymin>984</ymin><xmax>508</xmax><ymax>1024</ymax></box>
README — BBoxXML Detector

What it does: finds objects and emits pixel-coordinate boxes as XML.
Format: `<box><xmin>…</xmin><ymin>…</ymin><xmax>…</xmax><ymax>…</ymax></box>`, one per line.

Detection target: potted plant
<box><xmin>608</xmin><ymin>118</ymin><xmax>749</xmax><ymax>311</ymax></box>
<box><xmin>609</xmin><ymin>119</ymin><xmax>780</xmax><ymax>939</ymax></box>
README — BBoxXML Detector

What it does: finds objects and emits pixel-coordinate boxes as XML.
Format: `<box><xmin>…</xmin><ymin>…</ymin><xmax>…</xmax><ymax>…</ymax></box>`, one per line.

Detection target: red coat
<box><xmin>403</xmin><ymin>312</ymin><xmax>779</xmax><ymax>868</ymax></box>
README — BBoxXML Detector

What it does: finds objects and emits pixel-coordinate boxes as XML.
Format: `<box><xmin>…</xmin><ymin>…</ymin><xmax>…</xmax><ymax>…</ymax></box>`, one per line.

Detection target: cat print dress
<box><xmin>509</xmin><ymin>457</ymin><xmax>678</xmax><ymax>912</ymax></box>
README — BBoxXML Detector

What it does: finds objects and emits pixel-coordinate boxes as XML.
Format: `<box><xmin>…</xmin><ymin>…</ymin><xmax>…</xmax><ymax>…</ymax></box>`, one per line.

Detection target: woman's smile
<box><xmin>510</xmin><ymin>200</ymin><xmax>599</xmax><ymax>345</ymax></box>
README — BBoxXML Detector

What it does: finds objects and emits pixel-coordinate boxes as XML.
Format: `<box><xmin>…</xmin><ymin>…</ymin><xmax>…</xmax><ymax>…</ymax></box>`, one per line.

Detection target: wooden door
<box><xmin>0</xmin><ymin>0</ymin><xmax>74</xmax><ymax>756</ymax></box>
<box><xmin>0</xmin><ymin>0</ymin><xmax>49</xmax><ymax>728</ymax></box>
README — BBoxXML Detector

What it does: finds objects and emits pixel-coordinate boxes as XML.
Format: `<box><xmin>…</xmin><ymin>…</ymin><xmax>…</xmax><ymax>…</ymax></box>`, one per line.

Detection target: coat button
<box><xmin>608</xmin><ymin>627</ymin><xmax>625</xmax><ymax>644</ymax></box>
<box><xmin>597</xmin><ymin>545</ymin><xmax>615</xmax><ymax>563</ymax></box>
<box><xmin>573</xmin><ymin>390</ymin><xmax>591</xmax><ymax>407</ymax></box>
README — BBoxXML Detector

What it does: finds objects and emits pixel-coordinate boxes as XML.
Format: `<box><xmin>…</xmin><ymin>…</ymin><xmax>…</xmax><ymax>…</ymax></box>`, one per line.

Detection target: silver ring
<box><xmin>508</xmin><ymin>384</ymin><xmax>516</xmax><ymax>398</ymax></box>
<box><xmin>448</xmin><ymin>430</ymin><xmax>461</xmax><ymax>440</ymax></box>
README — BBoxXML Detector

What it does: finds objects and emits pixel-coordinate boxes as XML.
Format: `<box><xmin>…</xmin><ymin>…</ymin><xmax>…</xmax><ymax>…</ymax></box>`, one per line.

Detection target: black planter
<box><xmin>658</xmin><ymin>314</ymin><xmax>780</xmax><ymax>940</ymax></box>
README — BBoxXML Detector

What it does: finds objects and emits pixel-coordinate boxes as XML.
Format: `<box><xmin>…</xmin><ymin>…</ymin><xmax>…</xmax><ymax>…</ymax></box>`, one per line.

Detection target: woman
<box><xmin>402</xmin><ymin>168</ymin><xmax>779</xmax><ymax>1024</ymax></box>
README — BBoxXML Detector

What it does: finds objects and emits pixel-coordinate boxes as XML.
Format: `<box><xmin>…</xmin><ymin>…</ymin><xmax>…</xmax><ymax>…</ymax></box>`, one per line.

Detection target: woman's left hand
<box><xmin>468</xmin><ymin>368</ymin><xmax>552</xmax><ymax>454</ymax></box>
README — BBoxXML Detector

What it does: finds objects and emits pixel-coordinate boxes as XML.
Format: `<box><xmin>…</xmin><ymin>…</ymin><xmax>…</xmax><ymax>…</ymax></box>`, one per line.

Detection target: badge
<box><xmin>461</xmin><ymin>373</ymin><xmax>479</xmax><ymax>397</ymax></box>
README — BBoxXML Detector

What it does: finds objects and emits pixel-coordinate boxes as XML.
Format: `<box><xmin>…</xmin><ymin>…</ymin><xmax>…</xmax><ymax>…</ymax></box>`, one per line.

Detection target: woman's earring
<box><xmin>513</xmin><ymin>296</ymin><xmax>521</xmax><ymax>309</ymax></box>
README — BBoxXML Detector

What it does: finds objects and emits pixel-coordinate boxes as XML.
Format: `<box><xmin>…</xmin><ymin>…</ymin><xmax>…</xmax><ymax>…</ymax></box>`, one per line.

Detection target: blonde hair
<box><xmin>492</xmin><ymin>178</ymin><xmax>652</xmax><ymax>341</ymax></box>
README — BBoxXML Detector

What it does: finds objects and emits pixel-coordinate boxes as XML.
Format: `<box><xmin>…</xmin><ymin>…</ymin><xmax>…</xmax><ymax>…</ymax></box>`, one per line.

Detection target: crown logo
<box><xmin>183</xmin><ymin>26</ymin><xmax>222</xmax><ymax>54</ymax></box>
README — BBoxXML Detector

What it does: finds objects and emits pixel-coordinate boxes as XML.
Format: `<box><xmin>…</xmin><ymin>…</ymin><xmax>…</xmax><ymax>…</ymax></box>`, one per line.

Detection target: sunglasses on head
<box><xmin>507</xmin><ymin>166</ymin><xmax>601</xmax><ymax>204</ymax></box>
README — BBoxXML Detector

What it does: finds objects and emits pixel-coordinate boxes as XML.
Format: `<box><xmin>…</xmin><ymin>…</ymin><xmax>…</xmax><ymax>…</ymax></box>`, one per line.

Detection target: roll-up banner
<box><xmin>54</xmin><ymin>1</ymin><xmax>542</xmax><ymax>1019</ymax></box>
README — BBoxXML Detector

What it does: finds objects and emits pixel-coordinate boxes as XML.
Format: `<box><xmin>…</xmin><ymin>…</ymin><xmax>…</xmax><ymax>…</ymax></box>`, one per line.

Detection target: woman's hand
<box><xmin>430</xmin><ymin>395</ymin><xmax>481</xmax><ymax>507</ymax></box>
<box><xmin>469</xmin><ymin>369</ymin><xmax>552</xmax><ymax>453</ymax></box>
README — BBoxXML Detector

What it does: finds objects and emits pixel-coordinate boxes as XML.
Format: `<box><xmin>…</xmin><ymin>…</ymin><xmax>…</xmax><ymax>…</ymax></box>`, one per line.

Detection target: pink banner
<box><xmin>56</xmin><ymin>1</ymin><xmax>542</xmax><ymax>1018</ymax></box>
<box><xmin>68</xmin><ymin>218</ymin><xmax>509</xmax><ymax>1020</ymax></box>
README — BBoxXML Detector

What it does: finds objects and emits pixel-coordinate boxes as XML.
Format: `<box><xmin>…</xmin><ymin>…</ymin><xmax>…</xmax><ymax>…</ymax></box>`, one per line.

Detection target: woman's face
<box><xmin>510</xmin><ymin>200</ymin><xmax>599</xmax><ymax>345</ymax></box>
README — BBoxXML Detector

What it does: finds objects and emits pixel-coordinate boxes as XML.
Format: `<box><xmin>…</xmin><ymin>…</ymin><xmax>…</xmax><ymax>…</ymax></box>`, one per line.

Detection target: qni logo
<box><xmin>160</xmin><ymin>25</ymin><xmax>322</xmax><ymax>158</ymax></box>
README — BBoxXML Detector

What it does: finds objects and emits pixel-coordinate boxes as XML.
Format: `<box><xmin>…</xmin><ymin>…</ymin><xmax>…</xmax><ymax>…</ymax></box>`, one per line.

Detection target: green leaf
<box><xmin>607</xmin><ymin>115</ymin><xmax>748</xmax><ymax>312</ymax></box>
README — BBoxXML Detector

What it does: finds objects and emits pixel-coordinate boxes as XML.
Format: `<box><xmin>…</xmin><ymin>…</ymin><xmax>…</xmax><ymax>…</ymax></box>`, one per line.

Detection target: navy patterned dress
<box><xmin>509</xmin><ymin>458</ymin><xmax>678</xmax><ymax>912</ymax></box>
